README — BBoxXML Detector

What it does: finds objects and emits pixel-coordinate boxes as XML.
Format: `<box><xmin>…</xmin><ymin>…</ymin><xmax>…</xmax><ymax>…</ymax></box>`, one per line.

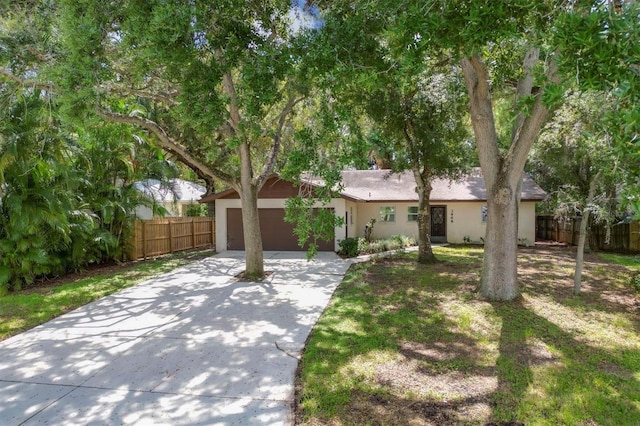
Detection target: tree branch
<box><xmin>99</xmin><ymin>84</ymin><xmax>180</xmax><ymax>106</ymax></box>
<box><xmin>255</xmin><ymin>94</ymin><xmax>304</xmax><ymax>189</ymax></box>
<box><xmin>460</xmin><ymin>55</ymin><xmax>501</xmax><ymax>187</ymax></box>
<box><xmin>222</xmin><ymin>71</ymin><xmax>242</xmax><ymax>132</ymax></box>
<box><xmin>508</xmin><ymin>52</ymin><xmax>560</xmax><ymax>182</ymax></box>
<box><xmin>0</xmin><ymin>68</ymin><xmax>55</xmax><ymax>92</ymax></box>
<box><xmin>511</xmin><ymin>47</ymin><xmax>540</xmax><ymax>141</ymax></box>
<box><xmin>96</xmin><ymin>109</ymin><xmax>235</xmax><ymax>187</ymax></box>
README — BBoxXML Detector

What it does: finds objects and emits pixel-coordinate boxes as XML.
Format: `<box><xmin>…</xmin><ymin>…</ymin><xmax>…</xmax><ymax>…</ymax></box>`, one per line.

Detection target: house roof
<box><xmin>133</xmin><ymin>178</ymin><xmax>206</xmax><ymax>203</ymax></box>
<box><xmin>201</xmin><ymin>169</ymin><xmax>547</xmax><ymax>203</ymax></box>
<box><xmin>337</xmin><ymin>169</ymin><xmax>547</xmax><ymax>202</ymax></box>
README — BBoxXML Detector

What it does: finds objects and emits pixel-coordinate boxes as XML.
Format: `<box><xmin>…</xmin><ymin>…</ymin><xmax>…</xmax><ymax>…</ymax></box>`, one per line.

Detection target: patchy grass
<box><xmin>0</xmin><ymin>249</ymin><xmax>216</xmax><ymax>340</ymax></box>
<box><xmin>296</xmin><ymin>246</ymin><xmax>640</xmax><ymax>425</ymax></box>
<box><xmin>599</xmin><ymin>252</ymin><xmax>640</xmax><ymax>270</ymax></box>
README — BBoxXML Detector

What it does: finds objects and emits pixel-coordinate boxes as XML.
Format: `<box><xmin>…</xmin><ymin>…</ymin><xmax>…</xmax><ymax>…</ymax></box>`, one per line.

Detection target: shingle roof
<box><xmin>201</xmin><ymin>169</ymin><xmax>547</xmax><ymax>203</ymax></box>
<box><xmin>333</xmin><ymin>169</ymin><xmax>546</xmax><ymax>202</ymax></box>
<box><xmin>133</xmin><ymin>179</ymin><xmax>206</xmax><ymax>203</ymax></box>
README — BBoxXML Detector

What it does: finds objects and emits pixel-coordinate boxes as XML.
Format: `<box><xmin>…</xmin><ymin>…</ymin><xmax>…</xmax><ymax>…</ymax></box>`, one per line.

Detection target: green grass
<box><xmin>599</xmin><ymin>252</ymin><xmax>640</xmax><ymax>269</ymax></box>
<box><xmin>296</xmin><ymin>246</ymin><xmax>640</xmax><ymax>425</ymax></box>
<box><xmin>0</xmin><ymin>249</ymin><xmax>215</xmax><ymax>340</ymax></box>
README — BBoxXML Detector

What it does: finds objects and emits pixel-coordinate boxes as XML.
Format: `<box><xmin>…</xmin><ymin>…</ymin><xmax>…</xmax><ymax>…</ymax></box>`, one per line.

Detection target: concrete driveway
<box><xmin>0</xmin><ymin>251</ymin><xmax>351</xmax><ymax>425</ymax></box>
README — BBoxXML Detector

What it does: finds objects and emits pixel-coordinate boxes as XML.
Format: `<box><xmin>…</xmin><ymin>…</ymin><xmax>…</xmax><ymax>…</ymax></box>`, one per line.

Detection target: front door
<box><xmin>430</xmin><ymin>206</ymin><xmax>446</xmax><ymax>242</ymax></box>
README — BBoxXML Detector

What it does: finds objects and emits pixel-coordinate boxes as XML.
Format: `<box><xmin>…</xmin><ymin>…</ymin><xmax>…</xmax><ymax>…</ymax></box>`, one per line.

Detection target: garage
<box><xmin>226</xmin><ymin>208</ymin><xmax>335</xmax><ymax>251</ymax></box>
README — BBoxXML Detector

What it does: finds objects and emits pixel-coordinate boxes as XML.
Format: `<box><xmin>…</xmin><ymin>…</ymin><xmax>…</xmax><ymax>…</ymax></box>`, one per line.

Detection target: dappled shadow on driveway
<box><xmin>0</xmin><ymin>251</ymin><xmax>350</xmax><ymax>425</ymax></box>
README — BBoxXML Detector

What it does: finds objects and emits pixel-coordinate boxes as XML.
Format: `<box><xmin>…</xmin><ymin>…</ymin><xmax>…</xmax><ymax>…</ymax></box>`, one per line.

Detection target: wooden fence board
<box><xmin>536</xmin><ymin>215</ymin><xmax>640</xmax><ymax>253</ymax></box>
<box><xmin>129</xmin><ymin>217</ymin><xmax>215</xmax><ymax>260</ymax></box>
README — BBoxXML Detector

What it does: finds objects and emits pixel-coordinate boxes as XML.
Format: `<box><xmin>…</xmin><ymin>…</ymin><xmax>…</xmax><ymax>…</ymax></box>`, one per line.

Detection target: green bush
<box><xmin>358</xmin><ymin>235</ymin><xmax>416</xmax><ymax>255</ymax></box>
<box><xmin>185</xmin><ymin>203</ymin><xmax>208</xmax><ymax>217</ymax></box>
<box><xmin>338</xmin><ymin>237</ymin><xmax>360</xmax><ymax>257</ymax></box>
<box><xmin>631</xmin><ymin>273</ymin><xmax>640</xmax><ymax>293</ymax></box>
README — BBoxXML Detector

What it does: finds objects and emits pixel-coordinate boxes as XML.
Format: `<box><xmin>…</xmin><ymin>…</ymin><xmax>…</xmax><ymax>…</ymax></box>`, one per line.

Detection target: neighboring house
<box><xmin>134</xmin><ymin>178</ymin><xmax>207</xmax><ymax>219</ymax></box>
<box><xmin>200</xmin><ymin>169</ymin><xmax>547</xmax><ymax>252</ymax></box>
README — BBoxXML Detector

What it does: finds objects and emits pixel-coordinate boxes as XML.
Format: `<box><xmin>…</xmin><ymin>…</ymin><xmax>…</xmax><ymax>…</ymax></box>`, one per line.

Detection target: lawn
<box><xmin>295</xmin><ymin>245</ymin><xmax>640</xmax><ymax>425</ymax></box>
<box><xmin>0</xmin><ymin>248</ymin><xmax>216</xmax><ymax>341</ymax></box>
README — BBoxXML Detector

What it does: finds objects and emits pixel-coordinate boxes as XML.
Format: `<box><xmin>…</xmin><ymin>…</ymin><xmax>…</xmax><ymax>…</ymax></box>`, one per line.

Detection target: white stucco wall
<box><xmin>354</xmin><ymin>202</ymin><xmax>421</xmax><ymax>240</ymax></box>
<box><xmin>351</xmin><ymin>201</ymin><xmax>537</xmax><ymax>245</ymax></box>
<box><xmin>135</xmin><ymin>201</ymin><xmax>191</xmax><ymax>219</ymax></box>
<box><xmin>215</xmin><ymin>198</ymin><xmax>347</xmax><ymax>252</ymax></box>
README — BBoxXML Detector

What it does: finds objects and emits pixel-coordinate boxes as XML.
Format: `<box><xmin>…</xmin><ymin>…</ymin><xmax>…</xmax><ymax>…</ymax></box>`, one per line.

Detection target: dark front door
<box><xmin>430</xmin><ymin>206</ymin><xmax>446</xmax><ymax>242</ymax></box>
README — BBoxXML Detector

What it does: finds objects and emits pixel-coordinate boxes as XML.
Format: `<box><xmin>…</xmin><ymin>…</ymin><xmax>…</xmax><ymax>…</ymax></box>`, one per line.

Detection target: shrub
<box><xmin>185</xmin><ymin>203</ymin><xmax>208</xmax><ymax>217</ymax></box>
<box><xmin>358</xmin><ymin>235</ymin><xmax>416</xmax><ymax>255</ymax></box>
<box><xmin>631</xmin><ymin>273</ymin><xmax>640</xmax><ymax>293</ymax></box>
<box><xmin>364</xmin><ymin>218</ymin><xmax>376</xmax><ymax>242</ymax></box>
<box><xmin>338</xmin><ymin>237</ymin><xmax>360</xmax><ymax>257</ymax></box>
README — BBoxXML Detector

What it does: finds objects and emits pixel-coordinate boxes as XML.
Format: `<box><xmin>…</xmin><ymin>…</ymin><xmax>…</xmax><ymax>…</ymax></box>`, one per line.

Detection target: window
<box><xmin>379</xmin><ymin>206</ymin><xmax>396</xmax><ymax>222</ymax></box>
<box><xmin>407</xmin><ymin>206</ymin><xmax>419</xmax><ymax>222</ymax></box>
<box><xmin>481</xmin><ymin>205</ymin><xmax>488</xmax><ymax>222</ymax></box>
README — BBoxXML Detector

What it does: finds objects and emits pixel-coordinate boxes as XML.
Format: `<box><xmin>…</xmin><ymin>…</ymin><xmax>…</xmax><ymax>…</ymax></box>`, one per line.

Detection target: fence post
<box><xmin>168</xmin><ymin>219</ymin><xmax>174</xmax><ymax>253</ymax></box>
<box><xmin>191</xmin><ymin>218</ymin><xmax>196</xmax><ymax>249</ymax></box>
<box><xmin>142</xmin><ymin>221</ymin><xmax>147</xmax><ymax>260</ymax></box>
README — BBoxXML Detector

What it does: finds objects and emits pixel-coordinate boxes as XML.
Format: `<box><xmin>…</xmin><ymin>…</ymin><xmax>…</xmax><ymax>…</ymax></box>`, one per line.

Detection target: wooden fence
<box><xmin>536</xmin><ymin>215</ymin><xmax>640</xmax><ymax>252</ymax></box>
<box><xmin>129</xmin><ymin>217</ymin><xmax>215</xmax><ymax>260</ymax></box>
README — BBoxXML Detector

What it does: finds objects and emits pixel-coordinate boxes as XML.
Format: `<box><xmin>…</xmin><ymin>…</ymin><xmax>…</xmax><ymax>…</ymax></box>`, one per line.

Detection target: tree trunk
<box><xmin>239</xmin><ymin>142</ymin><xmax>264</xmax><ymax>279</ymax></box>
<box><xmin>413</xmin><ymin>169</ymin><xmax>437</xmax><ymax>263</ymax></box>
<box><xmin>574</xmin><ymin>170</ymin><xmax>601</xmax><ymax>294</ymax></box>
<box><xmin>480</xmin><ymin>177</ymin><xmax>520</xmax><ymax>300</ymax></box>
<box><xmin>461</xmin><ymin>52</ymin><xmax>557</xmax><ymax>301</ymax></box>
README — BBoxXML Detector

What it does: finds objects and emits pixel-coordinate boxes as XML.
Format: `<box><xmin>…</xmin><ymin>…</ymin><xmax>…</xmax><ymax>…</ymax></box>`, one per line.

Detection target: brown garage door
<box><xmin>226</xmin><ymin>208</ymin><xmax>335</xmax><ymax>251</ymax></box>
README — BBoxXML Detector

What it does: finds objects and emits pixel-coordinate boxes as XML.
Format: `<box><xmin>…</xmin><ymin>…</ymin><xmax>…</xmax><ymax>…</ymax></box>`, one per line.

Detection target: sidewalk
<box><xmin>0</xmin><ymin>251</ymin><xmax>351</xmax><ymax>425</ymax></box>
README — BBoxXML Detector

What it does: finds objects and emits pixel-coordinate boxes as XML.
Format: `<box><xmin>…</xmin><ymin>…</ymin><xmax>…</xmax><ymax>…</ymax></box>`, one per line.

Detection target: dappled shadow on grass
<box><xmin>518</xmin><ymin>246</ymin><xmax>640</xmax><ymax>338</ymax></box>
<box><xmin>296</xmin><ymin>256</ymin><xmax>499</xmax><ymax>425</ymax></box>
<box><xmin>296</xmin><ymin>247</ymin><xmax>640</xmax><ymax>425</ymax></box>
<box><xmin>492</xmin><ymin>297</ymin><xmax>640</xmax><ymax>424</ymax></box>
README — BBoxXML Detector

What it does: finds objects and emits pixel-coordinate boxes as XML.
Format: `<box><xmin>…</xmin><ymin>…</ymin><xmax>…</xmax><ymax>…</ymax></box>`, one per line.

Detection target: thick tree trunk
<box><xmin>480</xmin><ymin>177</ymin><xmax>520</xmax><ymax>300</ymax></box>
<box><xmin>461</xmin><ymin>52</ymin><xmax>557</xmax><ymax>301</ymax></box>
<box><xmin>239</xmin><ymin>142</ymin><xmax>264</xmax><ymax>279</ymax></box>
<box><xmin>574</xmin><ymin>171</ymin><xmax>601</xmax><ymax>294</ymax></box>
<box><xmin>413</xmin><ymin>169</ymin><xmax>437</xmax><ymax>263</ymax></box>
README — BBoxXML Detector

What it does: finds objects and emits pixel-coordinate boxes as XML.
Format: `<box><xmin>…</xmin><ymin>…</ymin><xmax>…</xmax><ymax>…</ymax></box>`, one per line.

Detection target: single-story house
<box><xmin>134</xmin><ymin>178</ymin><xmax>207</xmax><ymax>219</ymax></box>
<box><xmin>200</xmin><ymin>169</ymin><xmax>547</xmax><ymax>252</ymax></box>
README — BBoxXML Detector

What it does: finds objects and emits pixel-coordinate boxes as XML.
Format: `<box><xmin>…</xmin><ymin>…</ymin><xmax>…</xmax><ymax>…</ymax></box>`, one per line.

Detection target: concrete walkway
<box><xmin>0</xmin><ymin>251</ymin><xmax>352</xmax><ymax>425</ymax></box>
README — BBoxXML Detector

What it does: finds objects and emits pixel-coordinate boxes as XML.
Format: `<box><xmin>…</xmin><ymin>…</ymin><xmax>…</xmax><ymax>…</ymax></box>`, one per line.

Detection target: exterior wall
<box><xmin>355</xmin><ymin>202</ymin><xmax>421</xmax><ymax>240</ymax></box>
<box><xmin>213</xmin><ymin>197</ymin><xmax>538</xmax><ymax>250</ymax></box>
<box><xmin>344</xmin><ymin>201</ymin><xmax>359</xmax><ymax>239</ymax></box>
<box><xmin>215</xmin><ymin>198</ymin><xmax>347</xmax><ymax>252</ymax></box>
<box><xmin>351</xmin><ymin>200</ymin><xmax>537</xmax><ymax>245</ymax></box>
<box><xmin>517</xmin><ymin>202</ymin><xmax>537</xmax><ymax>245</ymax></box>
<box><xmin>135</xmin><ymin>201</ymin><xmax>191</xmax><ymax>219</ymax></box>
<box><xmin>446</xmin><ymin>202</ymin><xmax>486</xmax><ymax>243</ymax></box>
<box><xmin>135</xmin><ymin>205</ymin><xmax>154</xmax><ymax>220</ymax></box>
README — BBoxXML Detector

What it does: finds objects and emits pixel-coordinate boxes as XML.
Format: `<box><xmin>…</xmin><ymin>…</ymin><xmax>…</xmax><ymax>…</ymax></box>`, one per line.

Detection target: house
<box><xmin>200</xmin><ymin>169</ymin><xmax>547</xmax><ymax>252</ymax></box>
<box><xmin>134</xmin><ymin>178</ymin><xmax>207</xmax><ymax>219</ymax></box>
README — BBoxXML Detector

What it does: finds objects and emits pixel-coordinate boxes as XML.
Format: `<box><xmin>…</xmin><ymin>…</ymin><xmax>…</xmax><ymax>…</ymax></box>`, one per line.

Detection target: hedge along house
<box><xmin>200</xmin><ymin>169</ymin><xmax>547</xmax><ymax>252</ymax></box>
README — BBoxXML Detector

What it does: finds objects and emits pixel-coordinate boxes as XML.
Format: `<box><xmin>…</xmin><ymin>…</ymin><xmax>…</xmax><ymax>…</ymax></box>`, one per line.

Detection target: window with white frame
<box><xmin>481</xmin><ymin>205</ymin><xmax>488</xmax><ymax>222</ymax></box>
<box><xmin>407</xmin><ymin>206</ymin><xmax>419</xmax><ymax>222</ymax></box>
<box><xmin>379</xmin><ymin>206</ymin><xmax>396</xmax><ymax>222</ymax></box>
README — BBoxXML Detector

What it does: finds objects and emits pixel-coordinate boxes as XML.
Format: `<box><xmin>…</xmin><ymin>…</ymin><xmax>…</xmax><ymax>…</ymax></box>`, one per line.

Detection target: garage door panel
<box><xmin>226</xmin><ymin>208</ymin><xmax>334</xmax><ymax>251</ymax></box>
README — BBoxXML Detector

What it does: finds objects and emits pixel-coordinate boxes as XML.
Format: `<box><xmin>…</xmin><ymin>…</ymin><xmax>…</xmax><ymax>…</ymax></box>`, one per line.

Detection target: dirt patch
<box><xmin>233</xmin><ymin>271</ymin><xmax>274</xmax><ymax>282</ymax></box>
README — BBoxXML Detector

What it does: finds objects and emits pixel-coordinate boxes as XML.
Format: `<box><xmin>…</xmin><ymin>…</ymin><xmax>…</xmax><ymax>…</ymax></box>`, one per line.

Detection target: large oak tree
<box><xmin>314</xmin><ymin>0</ymin><xmax>639</xmax><ymax>300</ymax></box>
<box><xmin>60</xmin><ymin>0</ymin><xmax>316</xmax><ymax>278</ymax></box>
<box><xmin>2</xmin><ymin>0</ymin><xmax>314</xmax><ymax>278</ymax></box>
